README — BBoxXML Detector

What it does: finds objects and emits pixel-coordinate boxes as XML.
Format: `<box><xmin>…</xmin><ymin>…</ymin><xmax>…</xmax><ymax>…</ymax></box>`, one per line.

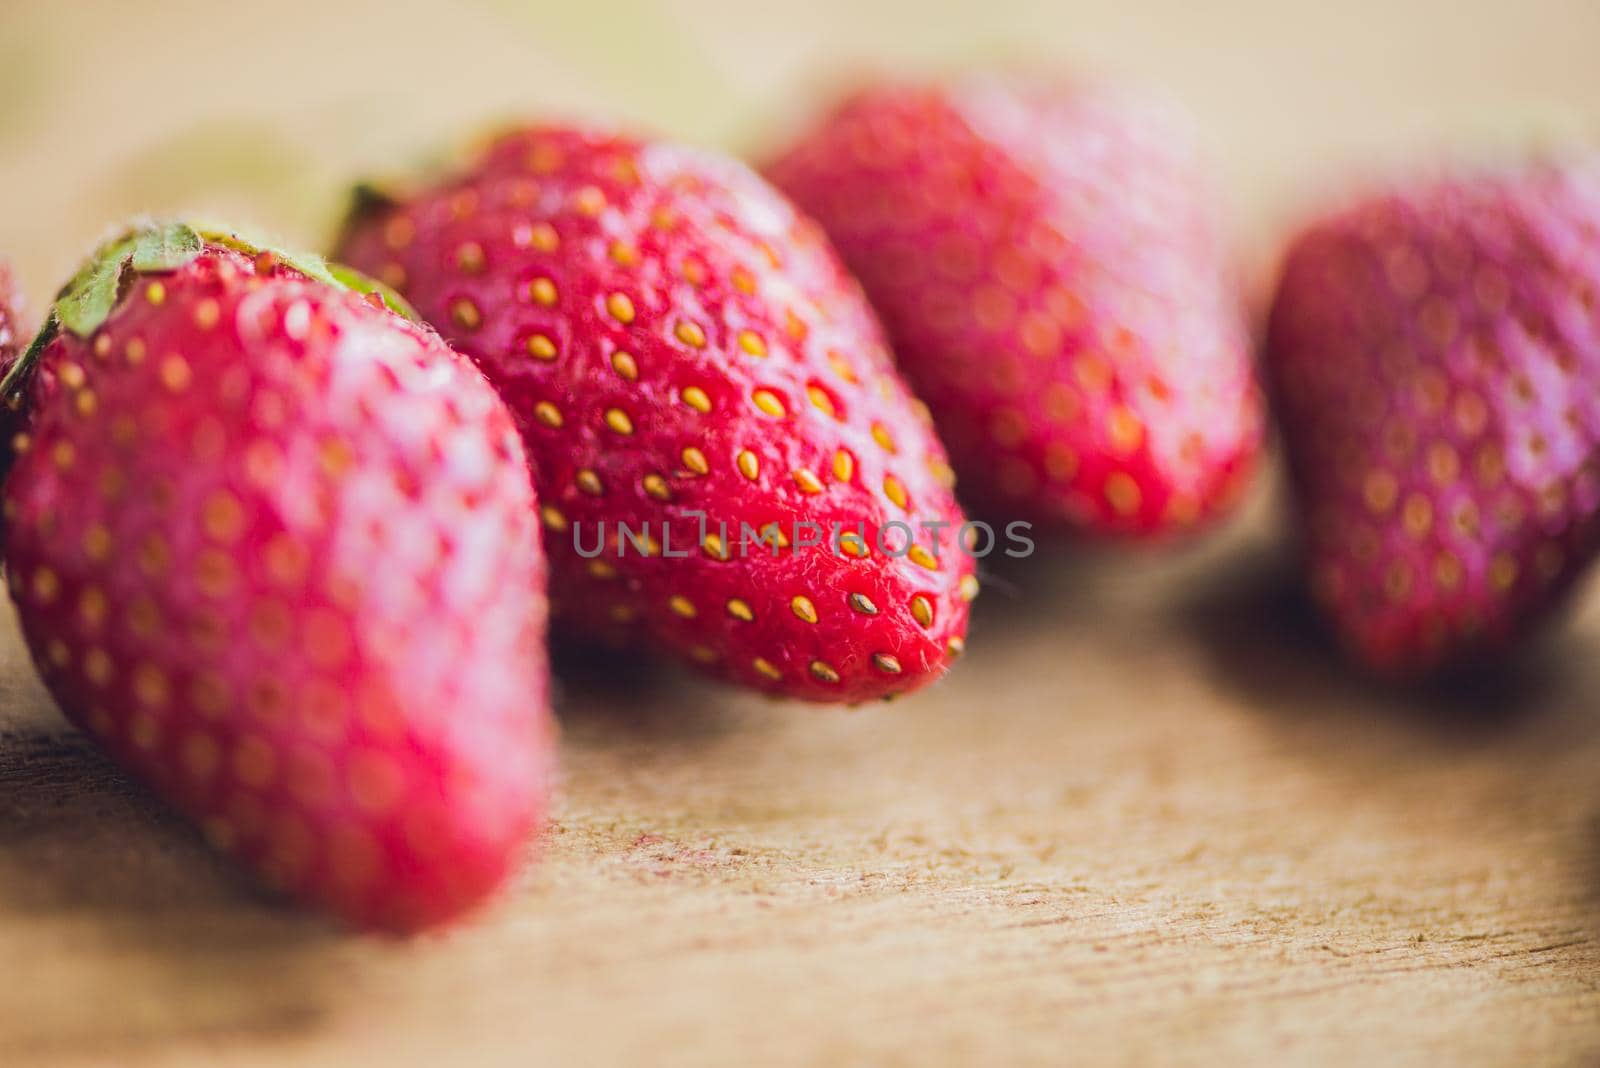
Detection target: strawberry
<box><xmin>0</xmin><ymin>222</ymin><xmax>552</xmax><ymax>931</ymax></box>
<box><xmin>765</xmin><ymin>76</ymin><xmax>1263</xmax><ymax>538</ymax></box>
<box><xmin>1265</xmin><ymin>158</ymin><xmax>1600</xmax><ymax>675</ymax></box>
<box><xmin>0</xmin><ymin>260</ymin><xmax>26</xmax><ymax>469</ymax></box>
<box><xmin>0</xmin><ymin>258</ymin><xmax>19</xmax><ymax>361</ymax></box>
<box><xmin>336</xmin><ymin>127</ymin><xmax>977</xmax><ymax>703</ymax></box>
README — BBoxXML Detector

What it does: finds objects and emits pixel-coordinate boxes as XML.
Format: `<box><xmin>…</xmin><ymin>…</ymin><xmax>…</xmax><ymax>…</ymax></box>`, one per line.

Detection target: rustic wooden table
<box><xmin>1</xmin><ymin>1</ymin><xmax>1597</xmax><ymax>1064</ymax></box>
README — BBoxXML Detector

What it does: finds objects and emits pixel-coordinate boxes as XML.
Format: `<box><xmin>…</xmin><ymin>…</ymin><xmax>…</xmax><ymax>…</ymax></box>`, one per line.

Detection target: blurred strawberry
<box><xmin>337</xmin><ymin>127</ymin><xmax>976</xmax><ymax>703</ymax></box>
<box><xmin>766</xmin><ymin>76</ymin><xmax>1262</xmax><ymax>538</ymax></box>
<box><xmin>1266</xmin><ymin>157</ymin><xmax>1600</xmax><ymax>674</ymax></box>
<box><xmin>0</xmin><ymin>259</ymin><xmax>26</xmax><ymax>480</ymax></box>
<box><xmin>2</xmin><ymin>222</ymin><xmax>552</xmax><ymax>931</ymax></box>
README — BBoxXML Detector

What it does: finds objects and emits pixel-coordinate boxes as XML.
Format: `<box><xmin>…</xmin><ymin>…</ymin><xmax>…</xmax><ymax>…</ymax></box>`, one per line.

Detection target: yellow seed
<box><xmin>1107</xmin><ymin>406</ymin><xmax>1144</xmax><ymax>455</ymax></box>
<box><xmin>455</xmin><ymin>242</ymin><xmax>486</xmax><ymax>273</ymax></box>
<box><xmin>604</xmin><ymin>408</ymin><xmax>634</xmax><ymax>435</ymax></box>
<box><xmin>32</xmin><ymin>567</ymin><xmax>59</xmax><ymax>604</ymax></box>
<box><xmin>132</xmin><ymin>663</ymin><xmax>170</xmax><ymax>708</ymax></box>
<box><xmin>1364</xmin><ymin>470</ymin><xmax>1398</xmax><ymax>514</ymax></box>
<box><xmin>738</xmin><ymin>331</ymin><xmax>767</xmax><ymax>357</ymax></box>
<box><xmin>451</xmin><ymin>299</ymin><xmax>481</xmax><ymax>331</ymax></box>
<box><xmin>908</xmin><ymin>545</ymin><xmax>939</xmax><ymax>570</ymax></box>
<box><xmin>703</xmin><ymin>532</ymin><xmax>727</xmax><ymax>559</ymax></box>
<box><xmin>832</xmin><ymin>450</ymin><xmax>854</xmax><ymax>482</ymax></box>
<box><xmin>529</xmin><ymin>222</ymin><xmax>559</xmax><ymax>252</ymax></box>
<box><xmin>534</xmin><ymin>402</ymin><xmax>563</xmax><ymax>428</ymax></box>
<box><xmin>642</xmin><ymin>473</ymin><xmax>672</xmax><ymax>501</ymax></box>
<box><xmin>530</xmin><ymin>278</ymin><xmax>558</xmax><ymax>306</ymax></box>
<box><xmin>752</xmin><ymin>657</ymin><xmax>782</xmax><ymax>681</ymax></box>
<box><xmin>883</xmin><ymin>475</ymin><xmax>908</xmax><ymax>510</ymax></box>
<box><xmin>791</xmin><ymin>595</ymin><xmax>818</xmax><ymax>623</ymax></box>
<box><xmin>681</xmin><ymin>386</ymin><xmax>711</xmax><ymax>413</ymax></box>
<box><xmin>202</xmin><ymin>491</ymin><xmax>246</xmax><ymax>543</ymax></box>
<box><xmin>160</xmin><ymin>354</ymin><xmax>192</xmax><ymax>392</ymax></box>
<box><xmin>609</xmin><ymin>241</ymin><xmax>637</xmax><ymax>266</ymax></box>
<box><xmin>827</xmin><ymin>352</ymin><xmax>858</xmax><ymax>383</ymax></box>
<box><xmin>809</xmin><ymin>660</ymin><xmax>840</xmax><ymax>683</ymax></box>
<box><xmin>1403</xmin><ymin>494</ymin><xmax>1434</xmax><ymax>538</ymax></box>
<box><xmin>82</xmin><ymin>524</ymin><xmax>111</xmax><ymax>561</ymax></box>
<box><xmin>910</xmin><ymin>595</ymin><xmax>934</xmax><ymax>627</ymax></box>
<box><xmin>606</xmin><ymin>292</ymin><xmax>635</xmax><ymax>323</ymax></box>
<box><xmin>752</xmin><ymin>389</ymin><xmax>786</xmax><ymax>417</ymax></box>
<box><xmin>668</xmin><ymin>595</ymin><xmax>697</xmax><ymax>619</ymax></box>
<box><xmin>1490</xmin><ymin>554</ymin><xmax>1518</xmax><ymax>591</ymax></box>
<box><xmin>1104</xmin><ymin>472</ymin><xmax>1141</xmax><ymax>516</ymax></box>
<box><xmin>125</xmin><ymin>338</ymin><xmax>147</xmax><ymax>365</ymax></box>
<box><xmin>609</xmin><ymin>604</ymin><xmax>637</xmax><ymax>624</ymax></box>
<box><xmin>74</xmin><ymin>390</ymin><xmax>97</xmax><ymax>416</ymax></box>
<box><xmin>527</xmin><ymin>334</ymin><xmax>558</xmax><ymax>360</ymax></box>
<box><xmin>674</xmin><ymin>321</ymin><xmax>707</xmax><ymax>348</ymax></box>
<box><xmin>59</xmin><ymin>363</ymin><xmax>86</xmax><ymax>389</ymax></box>
<box><xmin>540</xmin><ymin>505</ymin><xmax>568</xmax><ymax>532</ymax></box>
<box><xmin>871</xmin><ymin>423</ymin><xmax>897</xmax><ymax>454</ymax></box>
<box><xmin>611</xmin><ymin>351</ymin><xmax>639</xmax><ymax>380</ymax></box>
<box><xmin>727</xmin><ymin>598</ymin><xmax>754</xmax><ymax>622</ymax></box>
<box><xmin>83</xmin><ymin>647</ymin><xmax>113</xmax><ymax>686</ymax></box>
<box><xmin>92</xmin><ymin>334</ymin><xmax>112</xmax><ymax>360</ymax></box>
<box><xmin>736</xmin><ymin>450</ymin><xmax>760</xmax><ymax>480</ymax></box>
<box><xmin>947</xmin><ymin>636</ymin><xmax>966</xmax><ymax>657</ymax></box>
<box><xmin>1075</xmin><ymin>354</ymin><xmax>1112</xmax><ymax>392</ymax></box>
<box><xmin>145</xmin><ymin>281</ymin><xmax>166</xmax><ymax>306</ymax></box>
<box><xmin>681</xmin><ymin>447</ymin><xmax>709</xmax><ymax>475</ymax></box>
<box><xmin>808</xmin><ymin>386</ymin><xmax>837</xmax><ymax>419</ymax></box>
<box><xmin>960</xmin><ymin>574</ymin><xmax>981</xmax><ymax>602</ymax></box>
<box><xmin>839</xmin><ymin>533</ymin><xmax>869</xmax><ymax>559</ymax></box>
<box><xmin>78</xmin><ymin>587</ymin><xmax>108</xmax><ymax>628</ymax></box>
<box><xmin>574</xmin><ymin>185</ymin><xmax>606</xmax><ymax>216</ymax></box>
<box><xmin>688</xmin><ymin>645</ymin><xmax>718</xmax><ymax>663</ymax></box>
<box><xmin>576</xmin><ymin>469</ymin><xmax>604</xmax><ymax>495</ymax></box>
<box><xmin>872</xmin><ymin>653</ymin><xmax>902</xmax><ymax>674</ymax></box>
<box><xmin>588</xmin><ymin>560</ymin><xmax>617</xmax><ymax>580</ymax></box>
<box><xmin>793</xmin><ymin>469</ymin><xmax>824</xmax><ymax>494</ymax></box>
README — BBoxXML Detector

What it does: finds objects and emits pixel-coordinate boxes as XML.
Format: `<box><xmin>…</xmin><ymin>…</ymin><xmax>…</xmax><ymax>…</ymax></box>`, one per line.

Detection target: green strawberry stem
<box><xmin>0</xmin><ymin>220</ymin><xmax>417</xmax><ymax>406</ymax></box>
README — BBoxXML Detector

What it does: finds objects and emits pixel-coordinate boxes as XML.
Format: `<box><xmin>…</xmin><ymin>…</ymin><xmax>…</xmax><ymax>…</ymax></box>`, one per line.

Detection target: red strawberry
<box><xmin>765</xmin><ymin>76</ymin><xmax>1263</xmax><ymax>537</ymax></box>
<box><xmin>0</xmin><ymin>258</ymin><xmax>19</xmax><ymax>359</ymax></box>
<box><xmin>336</xmin><ymin>127</ymin><xmax>976</xmax><ymax>703</ymax></box>
<box><xmin>0</xmin><ymin>260</ymin><xmax>26</xmax><ymax>467</ymax></box>
<box><xmin>1</xmin><ymin>223</ymin><xmax>552</xmax><ymax>931</ymax></box>
<box><xmin>1265</xmin><ymin>158</ymin><xmax>1600</xmax><ymax>674</ymax></box>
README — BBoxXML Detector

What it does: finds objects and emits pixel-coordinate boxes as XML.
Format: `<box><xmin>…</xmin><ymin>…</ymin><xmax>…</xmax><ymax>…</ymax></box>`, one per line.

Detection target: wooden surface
<box><xmin>2</xmin><ymin>1</ymin><xmax>1599</xmax><ymax>1065</ymax></box>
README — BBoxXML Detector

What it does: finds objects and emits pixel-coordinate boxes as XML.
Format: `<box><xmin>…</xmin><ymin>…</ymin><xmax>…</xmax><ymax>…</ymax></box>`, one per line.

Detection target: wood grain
<box><xmin>2</xmin><ymin>504</ymin><xmax>1597</xmax><ymax>1066</ymax></box>
<box><xmin>0</xmin><ymin>1</ymin><xmax>1598</xmax><ymax>1064</ymax></box>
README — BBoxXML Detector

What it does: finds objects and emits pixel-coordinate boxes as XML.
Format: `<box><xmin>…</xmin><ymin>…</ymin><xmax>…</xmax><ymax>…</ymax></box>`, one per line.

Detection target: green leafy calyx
<box><xmin>0</xmin><ymin>220</ymin><xmax>418</xmax><ymax>404</ymax></box>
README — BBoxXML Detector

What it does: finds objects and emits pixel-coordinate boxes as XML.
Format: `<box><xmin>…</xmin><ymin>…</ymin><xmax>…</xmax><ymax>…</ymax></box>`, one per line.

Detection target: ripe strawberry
<box><xmin>336</xmin><ymin>127</ymin><xmax>976</xmax><ymax>703</ymax></box>
<box><xmin>1265</xmin><ymin>158</ymin><xmax>1600</xmax><ymax>674</ymax></box>
<box><xmin>0</xmin><ymin>258</ymin><xmax>19</xmax><ymax>360</ymax></box>
<box><xmin>0</xmin><ymin>260</ymin><xmax>25</xmax><ymax>469</ymax></box>
<box><xmin>1</xmin><ymin>222</ymin><xmax>552</xmax><ymax>931</ymax></box>
<box><xmin>765</xmin><ymin>76</ymin><xmax>1263</xmax><ymax>537</ymax></box>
